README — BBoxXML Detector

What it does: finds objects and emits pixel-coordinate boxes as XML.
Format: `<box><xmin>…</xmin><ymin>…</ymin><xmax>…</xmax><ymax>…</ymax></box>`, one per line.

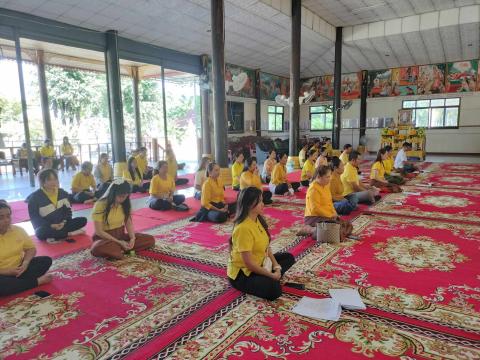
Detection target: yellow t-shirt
<box><xmin>341</xmin><ymin>163</ymin><xmax>359</xmax><ymax>196</ymax></box>
<box><xmin>339</xmin><ymin>151</ymin><xmax>349</xmax><ymax>165</ymax></box>
<box><xmin>330</xmin><ymin>172</ymin><xmax>344</xmax><ymax>202</ymax></box>
<box><xmin>325</xmin><ymin>143</ymin><xmax>333</xmax><ymax>156</ymax></box>
<box><xmin>40</xmin><ymin>145</ymin><xmax>55</xmax><ymax>157</ymax></box>
<box><xmin>227</xmin><ymin>217</ymin><xmax>269</xmax><ymax>279</ymax></box>
<box><xmin>305</xmin><ymin>181</ymin><xmax>337</xmax><ymax>218</ymax></box>
<box><xmin>240</xmin><ymin>170</ymin><xmax>262</xmax><ymax>190</ymax></box>
<box><xmin>301</xmin><ymin>159</ymin><xmax>315</xmax><ymax>181</ymax></box>
<box><xmin>370</xmin><ymin>161</ymin><xmax>386</xmax><ymax>180</ymax></box>
<box><xmin>135</xmin><ymin>155</ymin><xmax>148</xmax><ymax>175</ymax></box>
<box><xmin>123</xmin><ymin>169</ymin><xmax>143</xmax><ymax>186</ymax></box>
<box><xmin>71</xmin><ymin>172</ymin><xmax>96</xmax><ymax>192</ymax></box>
<box><xmin>201</xmin><ymin>177</ymin><xmax>225</xmax><ymax>209</ymax></box>
<box><xmin>270</xmin><ymin>163</ymin><xmax>287</xmax><ymax>185</ymax></box>
<box><xmin>97</xmin><ymin>164</ymin><xmax>113</xmax><ymax>183</ymax></box>
<box><xmin>231</xmin><ymin>161</ymin><xmax>244</xmax><ymax>188</ymax></box>
<box><xmin>42</xmin><ymin>187</ymin><xmax>58</xmax><ymax>206</ymax></box>
<box><xmin>384</xmin><ymin>157</ymin><xmax>394</xmax><ymax>175</ymax></box>
<box><xmin>149</xmin><ymin>174</ymin><xmax>175</xmax><ymax>197</ymax></box>
<box><xmin>61</xmin><ymin>144</ymin><xmax>73</xmax><ymax>155</ymax></box>
<box><xmin>92</xmin><ymin>200</ymin><xmax>126</xmax><ymax>231</ymax></box>
<box><xmin>19</xmin><ymin>148</ymin><xmax>28</xmax><ymax>159</ymax></box>
<box><xmin>166</xmin><ymin>153</ymin><xmax>177</xmax><ymax>179</ymax></box>
<box><xmin>0</xmin><ymin>225</ymin><xmax>35</xmax><ymax>269</ymax></box>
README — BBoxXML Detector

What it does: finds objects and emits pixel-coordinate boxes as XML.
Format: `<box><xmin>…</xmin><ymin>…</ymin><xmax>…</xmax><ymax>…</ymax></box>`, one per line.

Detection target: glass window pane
<box><xmin>416</xmin><ymin>100</ymin><xmax>430</xmax><ymax>108</ymax></box>
<box><xmin>342</xmin><ymin>119</ymin><xmax>351</xmax><ymax>129</ymax></box>
<box><xmin>325</xmin><ymin>113</ymin><xmax>333</xmax><ymax>129</ymax></box>
<box><xmin>310</xmin><ymin>106</ymin><xmax>322</xmax><ymax>113</ymax></box>
<box><xmin>275</xmin><ymin>114</ymin><xmax>283</xmax><ymax>130</ymax></box>
<box><xmin>268</xmin><ymin>105</ymin><xmax>275</xmax><ymax>113</ymax></box>
<box><xmin>430</xmin><ymin>99</ymin><xmax>444</xmax><ymax>107</ymax></box>
<box><xmin>445</xmin><ymin>108</ymin><xmax>459</xmax><ymax>127</ymax></box>
<box><xmin>276</xmin><ymin>106</ymin><xmax>283</xmax><ymax>113</ymax></box>
<box><xmin>415</xmin><ymin>109</ymin><xmax>429</xmax><ymax>127</ymax></box>
<box><xmin>445</xmin><ymin>98</ymin><xmax>460</xmax><ymax>106</ymax></box>
<box><xmin>268</xmin><ymin>113</ymin><xmax>276</xmax><ymax>130</ymax></box>
<box><xmin>430</xmin><ymin>108</ymin><xmax>444</xmax><ymax>127</ymax></box>
<box><xmin>403</xmin><ymin>100</ymin><xmax>416</xmax><ymax>108</ymax></box>
<box><xmin>310</xmin><ymin>114</ymin><xmax>322</xmax><ymax>130</ymax></box>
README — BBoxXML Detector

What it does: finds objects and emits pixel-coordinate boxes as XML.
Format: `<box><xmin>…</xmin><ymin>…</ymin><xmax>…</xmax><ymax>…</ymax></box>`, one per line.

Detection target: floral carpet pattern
<box><xmin>408</xmin><ymin>171</ymin><xmax>480</xmax><ymax>190</ymax></box>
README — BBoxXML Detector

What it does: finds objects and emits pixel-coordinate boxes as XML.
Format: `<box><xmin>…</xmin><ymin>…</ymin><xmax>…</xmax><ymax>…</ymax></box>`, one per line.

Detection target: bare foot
<box><xmin>37</xmin><ymin>274</ymin><xmax>53</xmax><ymax>286</ymax></box>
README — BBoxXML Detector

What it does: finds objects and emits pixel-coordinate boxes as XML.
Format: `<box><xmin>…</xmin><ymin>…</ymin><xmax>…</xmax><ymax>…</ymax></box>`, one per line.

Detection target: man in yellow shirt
<box><xmin>135</xmin><ymin>147</ymin><xmax>153</xmax><ymax>179</ymax></box>
<box><xmin>341</xmin><ymin>151</ymin><xmax>379</xmax><ymax>204</ymax></box>
<box><xmin>339</xmin><ymin>144</ymin><xmax>352</xmax><ymax>165</ymax></box>
<box><xmin>231</xmin><ymin>151</ymin><xmax>245</xmax><ymax>191</ymax></box>
<box><xmin>0</xmin><ymin>201</ymin><xmax>53</xmax><ymax>296</ymax></box>
<box><xmin>40</xmin><ymin>139</ymin><xmax>60</xmax><ymax>170</ymax></box>
<box><xmin>300</xmin><ymin>149</ymin><xmax>317</xmax><ymax>187</ymax></box>
<box><xmin>71</xmin><ymin>161</ymin><xmax>98</xmax><ymax>204</ymax></box>
<box><xmin>148</xmin><ymin>161</ymin><xmax>188</xmax><ymax>211</ymax></box>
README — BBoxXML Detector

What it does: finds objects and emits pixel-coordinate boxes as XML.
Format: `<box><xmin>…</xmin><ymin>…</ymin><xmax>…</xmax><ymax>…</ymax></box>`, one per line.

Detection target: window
<box><xmin>402</xmin><ymin>98</ymin><xmax>460</xmax><ymax>128</ymax></box>
<box><xmin>341</xmin><ymin>118</ymin><xmax>359</xmax><ymax>129</ymax></box>
<box><xmin>366</xmin><ymin>117</ymin><xmax>394</xmax><ymax>128</ymax></box>
<box><xmin>310</xmin><ymin>105</ymin><xmax>333</xmax><ymax>130</ymax></box>
<box><xmin>227</xmin><ymin>101</ymin><xmax>244</xmax><ymax>133</ymax></box>
<box><xmin>267</xmin><ymin>105</ymin><xmax>284</xmax><ymax>131</ymax></box>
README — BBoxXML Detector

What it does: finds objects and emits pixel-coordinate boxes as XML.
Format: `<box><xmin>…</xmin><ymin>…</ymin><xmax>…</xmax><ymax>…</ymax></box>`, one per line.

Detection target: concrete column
<box><xmin>332</xmin><ymin>27</ymin><xmax>343</xmax><ymax>149</ymax></box>
<box><xmin>36</xmin><ymin>50</ymin><xmax>53</xmax><ymax>142</ymax></box>
<box><xmin>289</xmin><ymin>0</ymin><xmax>301</xmax><ymax>157</ymax></box>
<box><xmin>132</xmin><ymin>66</ymin><xmax>142</xmax><ymax>148</ymax></box>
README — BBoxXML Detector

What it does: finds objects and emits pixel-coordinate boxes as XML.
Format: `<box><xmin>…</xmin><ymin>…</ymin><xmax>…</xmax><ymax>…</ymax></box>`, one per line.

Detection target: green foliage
<box><xmin>0</xmin><ymin>96</ymin><xmax>21</xmax><ymax>126</ymax></box>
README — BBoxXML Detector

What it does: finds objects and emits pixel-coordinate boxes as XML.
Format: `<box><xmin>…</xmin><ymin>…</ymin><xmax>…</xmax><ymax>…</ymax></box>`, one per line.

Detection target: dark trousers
<box><xmin>148</xmin><ymin>194</ymin><xmax>186</xmax><ymax>210</ymax></box>
<box><xmin>175</xmin><ymin>178</ymin><xmax>189</xmax><ymax>186</ymax></box>
<box><xmin>334</xmin><ymin>193</ymin><xmax>359</xmax><ymax>215</ymax></box>
<box><xmin>274</xmin><ymin>182</ymin><xmax>300</xmax><ymax>195</ymax></box>
<box><xmin>96</xmin><ymin>182</ymin><xmax>111</xmax><ymax>199</ymax></box>
<box><xmin>229</xmin><ymin>252</ymin><xmax>295</xmax><ymax>301</ymax></box>
<box><xmin>0</xmin><ymin>256</ymin><xmax>52</xmax><ymax>296</ymax></box>
<box><xmin>132</xmin><ymin>182</ymin><xmax>149</xmax><ymax>193</ymax></box>
<box><xmin>262</xmin><ymin>190</ymin><xmax>273</xmax><ymax>204</ymax></box>
<box><xmin>197</xmin><ymin>202</ymin><xmax>236</xmax><ymax>223</ymax></box>
<box><xmin>300</xmin><ymin>180</ymin><xmax>310</xmax><ymax>187</ymax></box>
<box><xmin>35</xmin><ymin>217</ymin><xmax>87</xmax><ymax>240</ymax></box>
<box><xmin>71</xmin><ymin>190</ymin><xmax>101</xmax><ymax>203</ymax></box>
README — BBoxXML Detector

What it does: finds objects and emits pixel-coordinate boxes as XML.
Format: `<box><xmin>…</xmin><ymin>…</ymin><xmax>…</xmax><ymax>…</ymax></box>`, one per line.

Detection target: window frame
<box><xmin>402</xmin><ymin>98</ymin><xmax>460</xmax><ymax>129</ymax></box>
<box><xmin>309</xmin><ymin>105</ymin><xmax>333</xmax><ymax>131</ymax></box>
<box><xmin>227</xmin><ymin>101</ymin><xmax>245</xmax><ymax>134</ymax></box>
<box><xmin>267</xmin><ymin>105</ymin><xmax>284</xmax><ymax>132</ymax></box>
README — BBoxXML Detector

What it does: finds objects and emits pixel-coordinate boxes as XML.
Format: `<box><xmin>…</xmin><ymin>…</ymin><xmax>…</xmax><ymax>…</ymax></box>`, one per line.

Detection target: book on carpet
<box><xmin>403</xmin><ymin>191</ymin><xmax>421</xmax><ymax>196</ymax></box>
<box><xmin>291</xmin><ymin>297</ymin><xmax>342</xmax><ymax>321</ymax></box>
<box><xmin>329</xmin><ymin>288</ymin><xmax>366</xmax><ymax>310</ymax></box>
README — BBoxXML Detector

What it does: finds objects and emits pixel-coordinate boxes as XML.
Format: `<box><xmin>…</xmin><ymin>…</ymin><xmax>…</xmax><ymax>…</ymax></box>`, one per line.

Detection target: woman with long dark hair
<box><xmin>240</xmin><ymin>157</ymin><xmax>272</xmax><ymax>204</ymax></box>
<box><xmin>90</xmin><ymin>180</ymin><xmax>155</xmax><ymax>259</ymax></box>
<box><xmin>269</xmin><ymin>152</ymin><xmax>300</xmax><ymax>195</ymax></box>
<box><xmin>148</xmin><ymin>161</ymin><xmax>188</xmax><ymax>211</ymax></box>
<box><xmin>193</xmin><ymin>162</ymin><xmax>236</xmax><ymax>223</ymax></box>
<box><xmin>227</xmin><ymin>187</ymin><xmax>295</xmax><ymax>300</ymax></box>
<box><xmin>370</xmin><ymin>149</ymin><xmax>402</xmax><ymax>193</ymax></box>
<box><xmin>61</xmin><ymin>136</ymin><xmax>79</xmax><ymax>171</ymax></box>
<box><xmin>29</xmin><ymin>169</ymin><xmax>87</xmax><ymax>242</ymax></box>
<box><xmin>123</xmin><ymin>156</ymin><xmax>149</xmax><ymax>193</ymax></box>
<box><xmin>330</xmin><ymin>156</ymin><xmax>358</xmax><ymax>215</ymax></box>
<box><xmin>194</xmin><ymin>156</ymin><xmax>210</xmax><ymax>200</ymax></box>
<box><xmin>231</xmin><ymin>151</ymin><xmax>245</xmax><ymax>191</ymax></box>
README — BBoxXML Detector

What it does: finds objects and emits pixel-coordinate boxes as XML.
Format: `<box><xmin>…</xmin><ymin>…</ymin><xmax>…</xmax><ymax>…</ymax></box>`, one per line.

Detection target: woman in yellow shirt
<box><xmin>330</xmin><ymin>157</ymin><xmax>358</xmax><ymax>215</ymax></box>
<box><xmin>193</xmin><ymin>162</ymin><xmax>236</xmax><ymax>223</ymax></box>
<box><xmin>61</xmin><ymin>136</ymin><xmax>79</xmax><ymax>171</ymax></box>
<box><xmin>300</xmin><ymin>149</ymin><xmax>317</xmax><ymax>187</ymax></box>
<box><xmin>269</xmin><ymin>153</ymin><xmax>300</xmax><ymax>195</ymax></box>
<box><xmin>123</xmin><ymin>157</ymin><xmax>149</xmax><ymax>193</ymax></box>
<box><xmin>227</xmin><ymin>187</ymin><xmax>295</xmax><ymax>300</ymax></box>
<box><xmin>148</xmin><ymin>161</ymin><xmax>188</xmax><ymax>211</ymax></box>
<box><xmin>231</xmin><ymin>151</ymin><xmax>245</xmax><ymax>191</ymax></box>
<box><xmin>315</xmin><ymin>146</ymin><xmax>328</xmax><ymax>168</ymax></box>
<box><xmin>165</xmin><ymin>143</ymin><xmax>189</xmax><ymax>186</ymax></box>
<box><xmin>240</xmin><ymin>157</ymin><xmax>272</xmax><ymax>204</ymax></box>
<box><xmin>91</xmin><ymin>180</ymin><xmax>154</xmax><ymax>259</ymax></box>
<box><xmin>135</xmin><ymin>146</ymin><xmax>153</xmax><ymax>180</ymax></box>
<box><xmin>298</xmin><ymin>143</ymin><xmax>308</xmax><ymax>168</ymax></box>
<box><xmin>94</xmin><ymin>153</ymin><xmax>113</xmax><ymax>198</ymax></box>
<box><xmin>71</xmin><ymin>161</ymin><xmax>99</xmax><ymax>204</ymax></box>
<box><xmin>0</xmin><ymin>200</ymin><xmax>53</xmax><ymax>296</ymax></box>
<box><xmin>303</xmin><ymin>166</ymin><xmax>353</xmax><ymax>240</ymax></box>
<box><xmin>194</xmin><ymin>156</ymin><xmax>210</xmax><ymax>200</ymax></box>
<box><xmin>384</xmin><ymin>145</ymin><xmax>405</xmax><ymax>185</ymax></box>
<box><xmin>370</xmin><ymin>149</ymin><xmax>402</xmax><ymax>193</ymax></box>
<box><xmin>40</xmin><ymin>139</ymin><xmax>60</xmax><ymax>170</ymax></box>
<box><xmin>261</xmin><ymin>150</ymin><xmax>276</xmax><ymax>183</ymax></box>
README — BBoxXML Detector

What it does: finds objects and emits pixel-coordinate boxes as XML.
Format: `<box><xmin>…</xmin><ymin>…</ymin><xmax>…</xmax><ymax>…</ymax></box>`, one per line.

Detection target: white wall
<box><xmin>209</xmin><ymin>92</ymin><xmax>480</xmax><ymax>154</ymax></box>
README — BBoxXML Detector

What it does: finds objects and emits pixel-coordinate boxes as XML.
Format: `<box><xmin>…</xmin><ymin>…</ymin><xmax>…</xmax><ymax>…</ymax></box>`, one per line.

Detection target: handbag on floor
<box><xmin>316</xmin><ymin>221</ymin><xmax>341</xmax><ymax>244</ymax></box>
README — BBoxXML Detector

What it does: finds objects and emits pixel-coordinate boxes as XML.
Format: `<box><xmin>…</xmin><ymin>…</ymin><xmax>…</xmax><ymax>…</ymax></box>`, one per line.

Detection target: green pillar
<box><xmin>36</xmin><ymin>50</ymin><xmax>53</xmax><ymax>142</ymax></box>
<box><xmin>105</xmin><ymin>30</ymin><xmax>127</xmax><ymax>177</ymax></box>
<box><xmin>132</xmin><ymin>66</ymin><xmax>142</xmax><ymax>148</ymax></box>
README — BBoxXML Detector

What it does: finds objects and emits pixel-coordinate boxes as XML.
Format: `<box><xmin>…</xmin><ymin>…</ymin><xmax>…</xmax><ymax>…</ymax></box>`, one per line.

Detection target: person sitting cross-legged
<box><xmin>194</xmin><ymin>156</ymin><xmax>210</xmax><ymax>200</ymax></box>
<box><xmin>261</xmin><ymin>149</ymin><xmax>277</xmax><ymax>184</ymax></box>
<box><xmin>148</xmin><ymin>161</ymin><xmax>188</xmax><ymax>211</ymax></box>
<box><xmin>341</xmin><ymin>151</ymin><xmax>379</xmax><ymax>204</ymax></box>
<box><xmin>28</xmin><ymin>169</ymin><xmax>87</xmax><ymax>242</ymax></box>
<box><xmin>192</xmin><ymin>162</ymin><xmax>236</xmax><ymax>223</ymax></box>
<box><xmin>71</xmin><ymin>161</ymin><xmax>99</xmax><ymax>204</ymax></box>
<box><xmin>135</xmin><ymin>146</ymin><xmax>153</xmax><ymax>180</ymax></box>
<box><xmin>300</xmin><ymin>149</ymin><xmax>317</xmax><ymax>187</ymax></box>
<box><xmin>227</xmin><ymin>187</ymin><xmax>295</xmax><ymax>301</ymax></box>
<box><xmin>123</xmin><ymin>156</ymin><xmax>149</xmax><ymax>193</ymax></box>
<box><xmin>231</xmin><ymin>151</ymin><xmax>245</xmax><ymax>191</ymax></box>
<box><xmin>269</xmin><ymin>152</ymin><xmax>300</xmax><ymax>195</ymax></box>
<box><xmin>370</xmin><ymin>149</ymin><xmax>402</xmax><ymax>193</ymax></box>
<box><xmin>240</xmin><ymin>157</ymin><xmax>272</xmax><ymax>205</ymax></box>
<box><xmin>0</xmin><ymin>200</ymin><xmax>53</xmax><ymax>296</ymax></box>
<box><xmin>330</xmin><ymin>157</ymin><xmax>358</xmax><ymax>215</ymax></box>
<box><xmin>394</xmin><ymin>142</ymin><xmax>419</xmax><ymax>174</ymax></box>
<box><xmin>90</xmin><ymin>180</ymin><xmax>155</xmax><ymax>260</ymax></box>
<box><xmin>315</xmin><ymin>146</ymin><xmax>329</xmax><ymax>168</ymax></box>
<box><xmin>94</xmin><ymin>153</ymin><xmax>113</xmax><ymax>199</ymax></box>
<box><xmin>384</xmin><ymin>145</ymin><xmax>405</xmax><ymax>185</ymax></box>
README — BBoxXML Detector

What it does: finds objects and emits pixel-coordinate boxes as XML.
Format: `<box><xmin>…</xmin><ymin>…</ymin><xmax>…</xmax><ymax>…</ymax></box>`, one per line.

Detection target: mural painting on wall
<box><xmin>391</xmin><ymin>66</ymin><xmax>418</xmax><ymax>96</ymax></box>
<box><xmin>368</xmin><ymin>69</ymin><xmax>392</xmax><ymax>97</ymax></box>
<box><xmin>225</xmin><ymin>64</ymin><xmax>255</xmax><ymax>98</ymax></box>
<box><xmin>417</xmin><ymin>64</ymin><xmax>446</xmax><ymax>94</ymax></box>
<box><xmin>341</xmin><ymin>72</ymin><xmax>361</xmax><ymax>99</ymax></box>
<box><xmin>446</xmin><ymin>60</ymin><xmax>478</xmax><ymax>93</ymax></box>
<box><xmin>260</xmin><ymin>72</ymin><xmax>290</xmax><ymax>101</ymax></box>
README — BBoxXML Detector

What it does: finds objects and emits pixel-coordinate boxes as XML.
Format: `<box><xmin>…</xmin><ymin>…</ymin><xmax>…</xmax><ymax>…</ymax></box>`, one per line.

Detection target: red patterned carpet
<box><xmin>408</xmin><ymin>171</ymin><xmax>480</xmax><ymax>190</ymax></box>
<box><xmin>2</xmin><ymin>161</ymin><xmax>480</xmax><ymax>359</ymax></box>
<box><xmin>423</xmin><ymin>162</ymin><xmax>480</xmax><ymax>173</ymax></box>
